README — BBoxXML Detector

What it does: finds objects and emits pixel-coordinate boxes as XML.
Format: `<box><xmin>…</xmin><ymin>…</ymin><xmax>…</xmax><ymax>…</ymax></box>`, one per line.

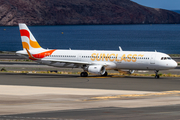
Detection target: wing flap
<box><xmin>41</xmin><ymin>59</ymin><xmax>114</xmax><ymax>67</ymax></box>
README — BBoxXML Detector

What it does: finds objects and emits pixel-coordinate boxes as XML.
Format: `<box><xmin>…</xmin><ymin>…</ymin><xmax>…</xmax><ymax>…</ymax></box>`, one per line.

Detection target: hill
<box><xmin>172</xmin><ymin>10</ymin><xmax>180</xmax><ymax>14</ymax></box>
<box><xmin>0</xmin><ymin>0</ymin><xmax>180</xmax><ymax>26</ymax></box>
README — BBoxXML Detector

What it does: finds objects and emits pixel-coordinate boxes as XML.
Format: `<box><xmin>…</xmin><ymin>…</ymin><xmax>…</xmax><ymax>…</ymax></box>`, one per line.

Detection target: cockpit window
<box><xmin>161</xmin><ymin>57</ymin><xmax>172</xmax><ymax>60</ymax></box>
<box><xmin>167</xmin><ymin>57</ymin><xmax>172</xmax><ymax>60</ymax></box>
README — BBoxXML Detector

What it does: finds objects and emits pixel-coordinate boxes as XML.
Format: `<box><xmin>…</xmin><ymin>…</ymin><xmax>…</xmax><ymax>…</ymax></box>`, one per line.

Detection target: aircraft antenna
<box><xmin>119</xmin><ymin>46</ymin><xmax>123</xmax><ymax>51</ymax></box>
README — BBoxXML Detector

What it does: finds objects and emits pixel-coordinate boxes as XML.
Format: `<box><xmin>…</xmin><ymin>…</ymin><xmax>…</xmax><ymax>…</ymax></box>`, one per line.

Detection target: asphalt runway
<box><xmin>1</xmin><ymin>73</ymin><xmax>180</xmax><ymax>91</ymax></box>
<box><xmin>1</xmin><ymin>105</ymin><xmax>180</xmax><ymax>120</ymax></box>
<box><xmin>0</xmin><ymin>73</ymin><xmax>180</xmax><ymax>120</ymax></box>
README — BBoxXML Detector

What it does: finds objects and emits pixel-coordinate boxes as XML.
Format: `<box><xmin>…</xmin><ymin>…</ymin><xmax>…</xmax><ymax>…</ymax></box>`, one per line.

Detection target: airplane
<box><xmin>16</xmin><ymin>23</ymin><xmax>177</xmax><ymax>79</ymax></box>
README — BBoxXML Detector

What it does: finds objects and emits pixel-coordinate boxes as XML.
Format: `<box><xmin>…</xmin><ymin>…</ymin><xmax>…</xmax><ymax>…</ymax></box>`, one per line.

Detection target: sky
<box><xmin>131</xmin><ymin>0</ymin><xmax>180</xmax><ymax>10</ymax></box>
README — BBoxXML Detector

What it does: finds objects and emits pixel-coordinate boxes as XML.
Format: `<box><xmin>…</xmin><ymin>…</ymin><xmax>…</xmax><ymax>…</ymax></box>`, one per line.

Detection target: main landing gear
<box><xmin>80</xmin><ymin>72</ymin><xmax>88</xmax><ymax>77</ymax></box>
<box><xmin>80</xmin><ymin>71</ymin><xmax>108</xmax><ymax>77</ymax></box>
<box><xmin>155</xmin><ymin>70</ymin><xmax>160</xmax><ymax>79</ymax></box>
<box><xmin>102</xmin><ymin>71</ymin><xmax>108</xmax><ymax>76</ymax></box>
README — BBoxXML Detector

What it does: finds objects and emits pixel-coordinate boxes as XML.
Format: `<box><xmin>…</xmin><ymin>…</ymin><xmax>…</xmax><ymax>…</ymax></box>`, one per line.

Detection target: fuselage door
<box><xmin>150</xmin><ymin>53</ymin><xmax>156</xmax><ymax>64</ymax></box>
<box><xmin>77</xmin><ymin>54</ymin><xmax>81</xmax><ymax>61</ymax></box>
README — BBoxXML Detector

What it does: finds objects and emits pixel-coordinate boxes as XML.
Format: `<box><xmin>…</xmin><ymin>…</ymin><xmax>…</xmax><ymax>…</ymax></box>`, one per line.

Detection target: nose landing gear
<box><xmin>155</xmin><ymin>70</ymin><xmax>160</xmax><ymax>79</ymax></box>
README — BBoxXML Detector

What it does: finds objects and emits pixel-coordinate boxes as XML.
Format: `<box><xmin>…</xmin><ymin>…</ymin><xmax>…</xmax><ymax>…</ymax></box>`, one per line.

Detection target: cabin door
<box><xmin>150</xmin><ymin>54</ymin><xmax>156</xmax><ymax>64</ymax></box>
<box><xmin>77</xmin><ymin>54</ymin><xmax>81</xmax><ymax>61</ymax></box>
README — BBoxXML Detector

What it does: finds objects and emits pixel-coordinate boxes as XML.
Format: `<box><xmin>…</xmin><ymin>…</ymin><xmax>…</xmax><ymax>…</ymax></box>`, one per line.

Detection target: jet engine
<box><xmin>87</xmin><ymin>65</ymin><xmax>106</xmax><ymax>75</ymax></box>
<box><xmin>118</xmin><ymin>70</ymin><xmax>135</xmax><ymax>74</ymax></box>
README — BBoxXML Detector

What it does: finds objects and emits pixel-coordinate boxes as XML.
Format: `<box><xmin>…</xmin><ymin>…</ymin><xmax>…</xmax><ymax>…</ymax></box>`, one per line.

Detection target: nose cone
<box><xmin>169</xmin><ymin>60</ymin><xmax>178</xmax><ymax>69</ymax></box>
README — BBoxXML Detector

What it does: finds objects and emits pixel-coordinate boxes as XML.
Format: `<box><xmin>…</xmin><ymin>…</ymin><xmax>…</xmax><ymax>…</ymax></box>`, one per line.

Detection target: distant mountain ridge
<box><xmin>0</xmin><ymin>0</ymin><xmax>180</xmax><ymax>26</ymax></box>
<box><xmin>172</xmin><ymin>10</ymin><xmax>180</xmax><ymax>14</ymax></box>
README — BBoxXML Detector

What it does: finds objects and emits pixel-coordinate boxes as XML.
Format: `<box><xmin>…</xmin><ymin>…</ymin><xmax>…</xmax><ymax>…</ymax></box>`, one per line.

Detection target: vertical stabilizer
<box><xmin>19</xmin><ymin>23</ymin><xmax>43</xmax><ymax>50</ymax></box>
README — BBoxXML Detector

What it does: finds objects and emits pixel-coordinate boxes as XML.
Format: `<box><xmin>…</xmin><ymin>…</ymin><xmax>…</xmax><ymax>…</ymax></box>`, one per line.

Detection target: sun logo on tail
<box><xmin>20</xmin><ymin>29</ymin><xmax>41</xmax><ymax>50</ymax></box>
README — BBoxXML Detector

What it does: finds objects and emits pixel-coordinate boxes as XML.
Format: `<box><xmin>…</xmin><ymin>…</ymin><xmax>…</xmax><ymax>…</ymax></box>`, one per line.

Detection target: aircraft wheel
<box><xmin>84</xmin><ymin>72</ymin><xmax>88</xmax><ymax>77</ymax></box>
<box><xmin>155</xmin><ymin>75</ymin><xmax>160</xmax><ymax>79</ymax></box>
<box><xmin>80</xmin><ymin>72</ymin><xmax>88</xmax><ymax>77</ymax></box>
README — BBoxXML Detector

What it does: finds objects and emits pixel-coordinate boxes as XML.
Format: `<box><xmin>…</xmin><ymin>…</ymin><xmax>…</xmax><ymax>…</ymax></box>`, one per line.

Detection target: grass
<box><xmin>0</xmin><ymin>67</ymin><xmax>7</xmax><ymax>72</ymax></box>
<box><xmin>0</xmin><ymin>59</ymin><xmax>33</xmax><ymax>62</ymax></box>
<box><xmin>169</xmin><ymin>54</ymin><xmax>180</xmax><ymax>57</ymax></box>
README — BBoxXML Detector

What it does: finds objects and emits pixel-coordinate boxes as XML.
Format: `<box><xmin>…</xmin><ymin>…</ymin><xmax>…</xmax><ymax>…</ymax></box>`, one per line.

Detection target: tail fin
<box><xmin>19</xmin><ymin>23</ymin><xmax>43</xmax><ymax>50</ymax></box>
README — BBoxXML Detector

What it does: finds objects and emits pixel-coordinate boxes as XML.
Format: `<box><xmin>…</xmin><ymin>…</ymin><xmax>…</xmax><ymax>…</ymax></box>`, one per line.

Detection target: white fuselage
<box><xmin>17</xmin><ymin>49</ymin><xmax>177</xmax><ymax>71</ymax></box>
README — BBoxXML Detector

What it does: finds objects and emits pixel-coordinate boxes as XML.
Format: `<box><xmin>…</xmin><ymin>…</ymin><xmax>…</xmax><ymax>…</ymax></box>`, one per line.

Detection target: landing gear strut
<box><xmin>80</xmin><ymin>72</ymin><xmax>88</xmax><ymax>77</ymax></box>
<box><xmin>155</xmin><ymin>70</ymin><xmax>160</xmax><ymax>79</ymax></box>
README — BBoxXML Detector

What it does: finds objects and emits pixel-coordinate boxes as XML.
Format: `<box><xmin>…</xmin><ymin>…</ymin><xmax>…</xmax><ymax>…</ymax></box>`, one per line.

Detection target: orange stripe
<box><xmin>32</xmin><ymin>49</ymin><xmax>56</xmax><ymax>59</ymax></box>
<box><xmin>30</xmin><ymin>39</ymin><xmax>41</xmax><ymax>48</ymax></box>
<box><xmin>22</xmin><ymin>42</ymin><xmax>30</xmax><ymax>50</ymax></box>
<box><xmin>25</xmin><ymin>48</ymin><xmax>38</xmax><ymax>60</ymax></box>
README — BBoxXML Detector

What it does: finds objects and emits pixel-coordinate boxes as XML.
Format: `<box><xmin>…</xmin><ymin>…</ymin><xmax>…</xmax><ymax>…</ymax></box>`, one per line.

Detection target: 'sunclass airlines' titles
<box><xmin>91</xmin><ymin>53</ymin><xmax>144</xmax><ymax>62</ymax></box>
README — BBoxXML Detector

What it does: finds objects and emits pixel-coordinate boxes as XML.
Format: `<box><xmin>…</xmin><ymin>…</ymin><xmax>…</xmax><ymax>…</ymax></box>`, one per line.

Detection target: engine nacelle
<box><xmin>118</xmin><ymin>70</ymin><xmax>135</xmax><ymax>74</ymax></box>
<box><xmin>87</xmin><ymin>65</ymin><xmax>106</xmax><ymax>75</ymax></box>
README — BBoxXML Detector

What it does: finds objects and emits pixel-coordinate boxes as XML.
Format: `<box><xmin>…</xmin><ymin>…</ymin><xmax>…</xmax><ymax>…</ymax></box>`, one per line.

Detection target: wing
<box><xmin>41</xmin><ymin>58</ymin><xmax>92</xmax><ymax>65</ymax></box>
<box><xmin>40</xmin><ymin>58</ymin><xmax>113</xmax><ymax>68</ymax></box>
